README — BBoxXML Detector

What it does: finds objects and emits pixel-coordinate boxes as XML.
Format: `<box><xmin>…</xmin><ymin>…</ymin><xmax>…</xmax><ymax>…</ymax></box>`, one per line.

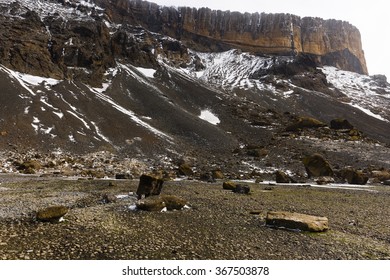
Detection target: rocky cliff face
<box><xmin>98</xmin><ymin>0</ymin><xmax>367</xmax><ymax>74</ymax></box>
<box><xmin>0</xmin><ymin>0</ymin><xmax>367</xmax><ymax>85</ymax></box>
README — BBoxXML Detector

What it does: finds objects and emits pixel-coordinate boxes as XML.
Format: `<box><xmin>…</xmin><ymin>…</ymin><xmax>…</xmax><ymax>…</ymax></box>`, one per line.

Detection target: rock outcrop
<box><xmin>99</xmin><ymin>0</ymin><xmax>367</xmax><ymax>74</ymax></box>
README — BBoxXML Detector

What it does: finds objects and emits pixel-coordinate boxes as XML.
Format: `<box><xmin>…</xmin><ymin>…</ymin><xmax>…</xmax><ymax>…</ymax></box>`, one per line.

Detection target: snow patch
<box><xmin>199</xmin><ymin>109</ymin><xmax>220</xmax><ymax>125</ymax></box>
<box><xmin>136</xmin><ymin>67</ymin><xmax>156</xmax><ymax>78</ymax></box>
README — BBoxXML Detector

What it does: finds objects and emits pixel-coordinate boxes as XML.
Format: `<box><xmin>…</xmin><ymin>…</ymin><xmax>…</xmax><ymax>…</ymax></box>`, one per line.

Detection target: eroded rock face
<box><xmin>100</xmin><ymin>0</ymin><xmax>367</xmax><ymax>74</ymax></box>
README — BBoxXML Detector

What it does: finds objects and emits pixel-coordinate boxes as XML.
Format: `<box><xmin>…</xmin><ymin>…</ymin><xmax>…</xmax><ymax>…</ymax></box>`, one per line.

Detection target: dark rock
<box><xmin>266</xmin><ymin>211</ymin><xmax>329</xmax><ymax>232</ymax></box>
<box><xmin>275</xmin><ymin>170</ymin><xmax>292</xmax><ymax>183</ymax></box>
<box><xmin>302</xmin><ymin>153</ymin><xmax>333</xmax><ymax>178</ymax></box>
<box><xmin>330</xmin><ymin>119</ymin><xmax>354</xmax><ymax>130</ymax></box>
<box><xmin>115</xmin><ymin>173</ymin><xmax>133</xmax><ymax>180</ymax></box>
<box><xmin>36</xmin><ymin>206</ymin><xmax>69</xmax><ymax>223</ymax></box>
<box><xmin>342</xmin><ymin>168</ymin><xmax>368</xmax><ymax>185</ymax></box>
<box><xmin>199</xmin><ymin>172</ymin><xmax>215</xmax><ymax>183</ymax></box>
<box><xmin>136</xmin><ymin>174</ymin><xmax>164</xmax><ymax>199</ymax></box>
<box><xmin>233</xmin><ymin>184</ymin><xmax>250</xmax><ymax>194</ymax></box>
<box><xmin>383</xmin><ymin>180</ymin><xmax>390</xmax><ymax>186</ymax></box>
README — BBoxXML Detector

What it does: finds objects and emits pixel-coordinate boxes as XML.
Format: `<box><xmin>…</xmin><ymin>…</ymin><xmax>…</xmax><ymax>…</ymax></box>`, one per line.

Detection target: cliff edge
<box><xmin>100</xmin><ymin>0</ymin><xmax>367</xmax><ymax>74</ymax></box>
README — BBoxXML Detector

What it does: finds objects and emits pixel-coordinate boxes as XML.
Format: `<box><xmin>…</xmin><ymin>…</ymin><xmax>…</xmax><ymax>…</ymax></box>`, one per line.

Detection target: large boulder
<box><xmin>342</xmin><ymin>168</ymin><xmax>369</xmax><ymax>185</ymax></box>
<box><xmin>223</xmin><ymin>181</ymin><xmax>237</xmax><ymax>190</ymax></box>
<box><xmin>136</xmin><ymin>174</ymin><xmax>164</xmax><ymax>199</ymax></box>
<box><xmin>160</xmin><ymin>195</ymin><xmax>188</xmax><ymax>210</ymax></box>
<box><xmin>232</xmin><ymin>184</ymin><xmax>251</xmax><ymax>194</ymax></box>
<box><xmin>302</xmin><ymin>153</ymin><xmax>333</xmax><ymax>178</ymax></box>
<box><xmin>266</xmin><ymin>211</ymin><xmax>329</xmax><ymax>232</ymax></box>
<box><xmin>36</xmin><ymin>206</ymin><xmax>69</xmax><ymax>223</ymax></box>
<box><xmin>178</xmin><ymin>163</ymin><xmax>193</xmax><ymax>176</ymax></box>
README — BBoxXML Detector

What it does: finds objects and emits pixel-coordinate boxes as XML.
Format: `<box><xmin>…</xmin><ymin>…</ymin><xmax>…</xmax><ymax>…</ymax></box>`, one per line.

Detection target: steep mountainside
<box><xmin>0</xmin><ymin>0</ymin><xmax>389</xmax><ymax>179</ymax></box>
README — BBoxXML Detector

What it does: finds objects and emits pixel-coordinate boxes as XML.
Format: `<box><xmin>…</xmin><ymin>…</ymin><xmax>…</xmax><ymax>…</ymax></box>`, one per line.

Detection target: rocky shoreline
<box><xmin>0</xmin><ymin>174</ymin><xmax>389</xmax><ymax>260</ymax></box>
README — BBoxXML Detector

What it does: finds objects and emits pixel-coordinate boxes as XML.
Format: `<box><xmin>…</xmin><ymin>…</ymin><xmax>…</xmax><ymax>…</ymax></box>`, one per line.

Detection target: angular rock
<box><xmin>136</xmin><ymin>174</ymin><xmax>164</xmax><ymax>199</ymax></box>
<box><xmin>212</xmin><ymin>170</ymin><xmax>224</xmax><ymax>179</ymax></box>
<box><xmin>302</xmin><ymin>153</ymin><xmax>333</xmax><ymax>178</ymax></box>
<box><xmin>36</xmin><ymin>206</ymin><xmax>69</xmax><ymax>223</ymax></box>
<box><xmin>266</xmin><ymin>211</ymin><xmax>329</xmax><ymax>232</ymax></box>
<box><xmin>383</xmin><ymin>180</ymin><xmax>390</xmax><ymax>186</ymax></box>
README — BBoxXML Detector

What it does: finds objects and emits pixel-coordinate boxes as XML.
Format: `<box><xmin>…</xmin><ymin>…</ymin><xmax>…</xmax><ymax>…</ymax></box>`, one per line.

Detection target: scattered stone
<box><xmin>330</xmin><ymin>118</ymin><xmax>354</xmax><ymax>130</ymax></box>
<box><xmin>233</xmin><ymin>184</ymin><xmax>250</xmax><ymax>194</ymax></box>
<box><xmin>302</xmin><ymin>153</ymin><xmax>333</xmax><ymax>178</ymax></box>
<box><xmin>223</xmin><ymin>181</ymin><xmax>237</xmax><ymax>190</ymax></box>
<box><xmin>275</xmin><ymin>170</ymin><xmax>292</xmax><ymax>183</ymax></box>
<box><xmin>36</xmin><ymin>206</ymin><xmax>69</xmax><ymax>223</ymax></box>
<box><xmin>102</xmin><ymin>193</ymin><xmax>117</xmax><ymax>204</ymax></box>
<box><xmin>136</xmin><ymin>174</ymin><xmax>164</xmax><ymax>199</ymax></box>
<box><xmin>265</xmin><ymin>211</ymin><xmax>329</xmax><ymax>232</ymax></box>
<box><xmin>342</xmin><ymin>168</ymin><xmax>368</xmax><ymax>185</ymax></box>
<box><xmin>316</xmin><ymin>176</ymin><xmax>335</xmax><ymax>185</ymax></box>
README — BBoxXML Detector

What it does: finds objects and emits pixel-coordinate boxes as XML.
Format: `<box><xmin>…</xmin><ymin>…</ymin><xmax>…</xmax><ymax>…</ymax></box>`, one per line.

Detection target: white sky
<box><xmin>150</xmin><ymin>0</ymin><xmax>389</xmax><ymax>78</ymax></box>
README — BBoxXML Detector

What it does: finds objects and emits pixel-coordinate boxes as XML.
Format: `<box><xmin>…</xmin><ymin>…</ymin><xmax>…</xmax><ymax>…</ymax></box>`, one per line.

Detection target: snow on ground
<box><xmin>199</xmin><ymin>109</ymin><xmax>220</xmax><ymax>125</ymax></box>
<box><xmin>321</xmin><ymin>66</ymin><xmax>390</xmax><ymax>122</ymax></box>
<box><xmin>0</xmin><ymin>0</ymin><xmax>104</xmax><ymax>21</ymax></box>
<box><xmin>135</xmin><ymin>67</ymin><xmax>156</xmax><ymax>78</ymax></box>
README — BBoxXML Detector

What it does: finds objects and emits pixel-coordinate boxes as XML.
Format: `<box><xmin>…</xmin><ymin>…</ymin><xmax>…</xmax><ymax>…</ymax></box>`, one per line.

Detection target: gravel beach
<box><xmin>0</xmin><ymin>175</ymin><xmax>390</xmax><ymax>260</ymax></box>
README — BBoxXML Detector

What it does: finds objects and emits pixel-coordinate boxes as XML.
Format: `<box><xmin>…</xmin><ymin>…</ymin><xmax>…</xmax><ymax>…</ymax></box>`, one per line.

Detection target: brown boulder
<box><xmin>160</xmin><ymin>195</ymin><xmax>188</xmax><ymax>210</ymax></box>
<box><xmin>136</xmin><ymin>197</ymin><xmax>166</xmax><ymax>212</ymax></box>
<box><xmin>223</xmin><ymin>181</ymin><xmax>237</xmax><ymax>190</ymax></box>
<box><xmin>275</xmin><ymin>170</ymin><xmax>292</xmax><ymax>183</ymax></box>
<box><xmin>302</xmin><ymin>153</ymin><xmax>333</xmax><ymax>178</ymax></box>
<box><xmin>36</xmin><ymin>206</ymin><xmax>69</xmax><ymax>223</ymax></box>
<box><xmin>286</xmin><ymin>117</ymin><xmax>326</xmax><ymax>132</ymax></box>
<box><xmin>266</xmin><ymin>211</ymin><xmax>329</xmax><ymax>232</ymax></box>
<box><xmin>342</xmin><ymin>168</ymin><xmax>368</xmax><ymax>185</ymax></box>
<box><xmin>178</xmin><ymin>163</ymin><xmax>193</xmax><ymax>176</ymax></box>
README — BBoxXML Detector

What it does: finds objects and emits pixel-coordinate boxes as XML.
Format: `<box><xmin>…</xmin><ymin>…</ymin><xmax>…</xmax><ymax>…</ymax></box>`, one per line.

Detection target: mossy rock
<box><xmin>36</xmin><ymin>206</ymin><xmax>69</xmax><ymax>222</ymax></box>
<box><xmin>286</xmin><ymin>117</ymin><xmax>326</xmax><ymax>132</ymax></box>
<box><xmin>223</xmin><ymin>181</ymin><xmax>236</xmax><ymax>190</ymax></box>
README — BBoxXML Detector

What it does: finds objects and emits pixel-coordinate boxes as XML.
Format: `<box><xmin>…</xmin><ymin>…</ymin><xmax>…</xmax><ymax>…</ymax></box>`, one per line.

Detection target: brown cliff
<box><xmin>99</xmin><ymin>0</ymin><xmax>367</xmax><ymax>74</ymax></box>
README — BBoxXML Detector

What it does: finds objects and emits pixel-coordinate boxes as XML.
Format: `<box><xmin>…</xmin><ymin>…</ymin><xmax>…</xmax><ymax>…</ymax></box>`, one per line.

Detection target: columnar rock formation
<box><xmin>99</xmin><ymin>0</ymin><xmax>367</xmax><ymax>74</ymax></box>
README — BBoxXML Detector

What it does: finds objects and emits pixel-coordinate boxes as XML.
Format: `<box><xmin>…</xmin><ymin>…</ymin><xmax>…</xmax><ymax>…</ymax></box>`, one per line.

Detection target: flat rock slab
<box><xmin>266</xmin><ymin>211</ymin><xmax>329</xmax><ymax>232</ymax></box>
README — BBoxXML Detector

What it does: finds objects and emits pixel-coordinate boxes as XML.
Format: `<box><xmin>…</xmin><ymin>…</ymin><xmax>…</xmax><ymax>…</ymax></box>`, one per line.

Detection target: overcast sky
<box><xmin>150</xmin><ymin>0</ymin><xmax>389</xmax><ymax>78</ymax></box>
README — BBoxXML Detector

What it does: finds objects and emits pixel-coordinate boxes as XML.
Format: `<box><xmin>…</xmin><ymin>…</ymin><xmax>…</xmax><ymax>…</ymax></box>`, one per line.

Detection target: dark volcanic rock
<box><xmin>330</xmin><ymin>119</ymin><xmax>354</xmax><ymax>130</ymax></box>
<box><xmin>233</xmin><ymin>184</ymin><xmax>251</xmax><ymax>194</ymax></box>
<box><xmin>136</xmin><ymin>174</ymin><xmax>164</xmax><ymax>199</ymax></box>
